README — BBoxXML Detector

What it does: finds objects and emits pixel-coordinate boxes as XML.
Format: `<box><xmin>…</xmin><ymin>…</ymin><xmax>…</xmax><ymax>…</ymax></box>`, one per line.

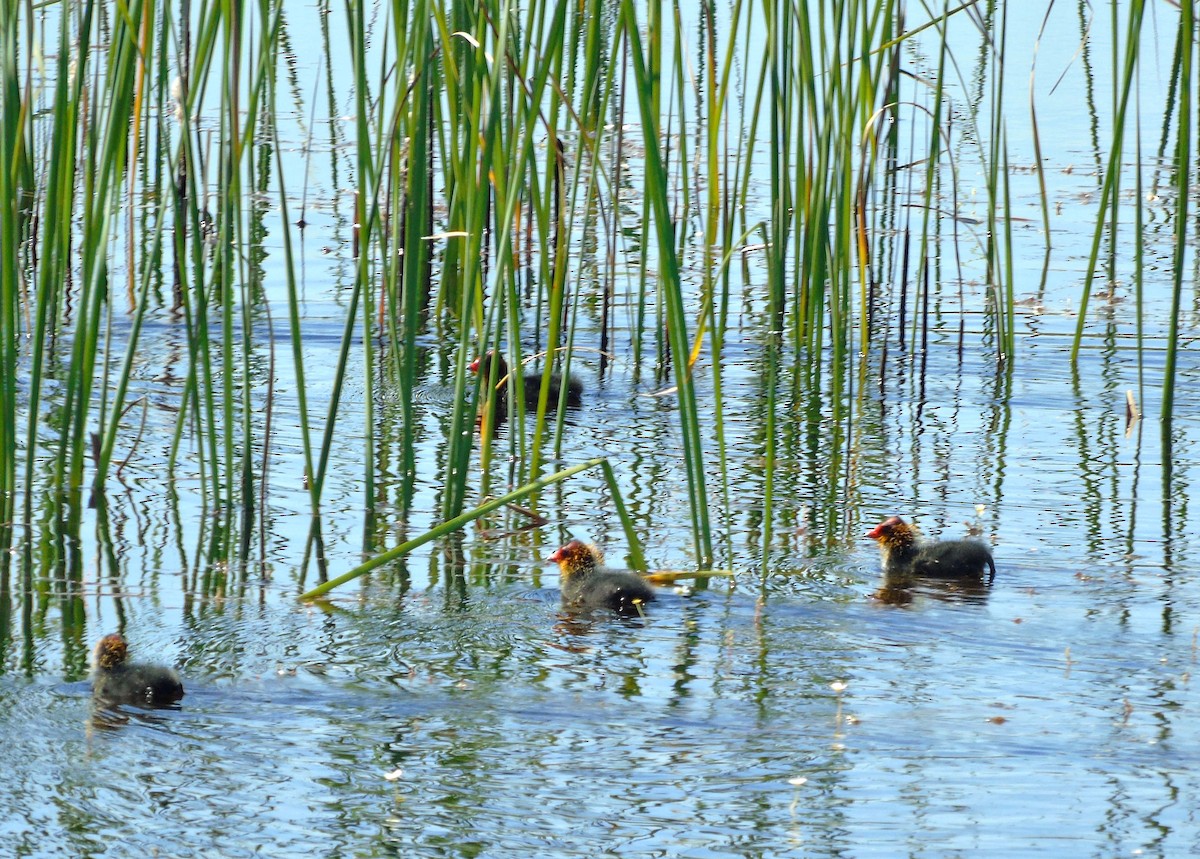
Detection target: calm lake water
<box><xmin>4</xmin><ymin>4</ymin><xmax>1200</xmax><ymax>857</ymax></box>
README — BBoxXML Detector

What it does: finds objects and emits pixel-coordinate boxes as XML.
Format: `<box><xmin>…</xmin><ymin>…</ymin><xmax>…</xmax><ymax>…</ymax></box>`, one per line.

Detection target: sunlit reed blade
<box><xmin>300</xmin><ymin>457</ymin><xmax>644</xmax><ymax>600</ymax></box>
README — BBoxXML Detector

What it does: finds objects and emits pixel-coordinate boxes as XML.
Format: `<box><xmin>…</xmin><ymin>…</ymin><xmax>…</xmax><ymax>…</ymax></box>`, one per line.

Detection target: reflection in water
<box><xmin>88</xmin><ymin>699</ymin><xmax>182</xmax><ymax>733</ymax></box>
<box><xmin>0</xmin><ymin>548</ymin><xmax>1198</xmax><ymax>856</ymax></box>
<box><xmin>6</xmin><ymin>323</ymin><xmax>1197</xmax><ymax>856</ymax></box>
<box><xmin>872</xmin><ymin>572</ymin><xmax>993</xmax><ymax>606</ymax></box>
<box><xmin>552</xmin><ymin>609</ymin><xmax>652</xmax><ymax>640</ymax></box>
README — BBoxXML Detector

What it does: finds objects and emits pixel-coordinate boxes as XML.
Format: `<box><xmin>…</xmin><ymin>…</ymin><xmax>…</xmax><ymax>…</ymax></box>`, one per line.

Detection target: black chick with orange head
<box><xmin>91</xmin><ymin>633</ymin><xmax>185</xmax><ymax>706</ymax></box>
<box><xmin>547</xmin><ymin>539</ymin><xmax>656</xmax><ymax>614</ymax></box>
<box><xmin>470</xmin><ymin>351</ymin><xmax>583</xmax><ymax>419</ymax></box>
<box><xmin>866</xmin><ymin>515</ymin><xmax>996</xmax><ymax>583</ymax></box>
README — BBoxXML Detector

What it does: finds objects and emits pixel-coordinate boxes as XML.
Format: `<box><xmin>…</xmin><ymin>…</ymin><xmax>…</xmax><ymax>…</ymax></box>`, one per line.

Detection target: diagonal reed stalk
<box><xmin>300</xmin><ymin>457</ymin><xmax>644</xmax><ymax>600</ymax></box>
<box><xmin>1162</xmin><ymin>0</ymin><xmax>1189</xmax><ymax>436</ymax></box>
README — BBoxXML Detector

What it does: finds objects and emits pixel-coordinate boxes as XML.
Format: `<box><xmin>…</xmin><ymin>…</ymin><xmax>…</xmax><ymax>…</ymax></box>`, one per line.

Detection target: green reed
<box><xmin>391</xmin><ymin>5</ymin><xmax>435</xmax><ymax>513</ymax></box>
<box><xmin>13</xmin><ymin>0</ymin><xmax>1191</xmax><ymax>597</ymax></box>
<box><xmin>0</xmin><ymin>0</ymin><xmax>24</xmax><ymax>573</ymax></box>
<box><xmin>620</xmin><ymin>0</ymin><xmax>713</xmax><ymax>567</ymax></box>
<box><xmin>1162</xmin><ymin>0</ymin><xmax>1189</xmax><ymax>433</ymax></box>
<box><xmin>1071</xmin><ymin>0</ymin><xmax>1144</xmax><ymax>369</ymax></box>
<box><xmin>55</xmin><ymin>0</ymin><xmax>109</xmax><ymax>530</ymax></box>
<box><xmin>0</xmin><ymin>0</ymin><xmax>924</xmax><ymax>577</ymax></box>
<box><xmin>0</xmin><ymin>9</ymin><xmax>907</xmax><ymax>521</ymax></box>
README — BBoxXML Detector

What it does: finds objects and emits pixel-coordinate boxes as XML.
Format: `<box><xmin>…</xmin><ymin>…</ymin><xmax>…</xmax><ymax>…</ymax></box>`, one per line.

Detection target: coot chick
<box><xmin>91</xmin><ymin>633</ymin><xmax>184</xmax><ymax>706</ymax></box>
<box><xmin>548</xmin><ymin>539</ymin><xmax>656</xmax><ymax>614</ymax></box>
<box><xmin>866</xmin><ymin>515</ymin><xmax>996</xmax><ymax>583</ymax></box>
<box><xmin>470</xmin><ymin>350</ymin><xmax>583</xmax><ymax>418</ymax></box>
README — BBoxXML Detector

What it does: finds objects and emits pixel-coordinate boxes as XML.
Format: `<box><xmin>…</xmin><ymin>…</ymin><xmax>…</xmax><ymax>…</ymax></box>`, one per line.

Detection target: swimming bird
<box><xmin>547</xmin><ymin>539</ymin><xmax>656</xmax><ymax>613</ymax></box>
<box><xmin>866</xmin><ymin>515</ymin><xmax>996</xmax><ymax>583</ymax></box>
<box><xmin>470</xmin><ymin>350</ymin><xmax>582</xmax><ymax>420</ymax></box>
<box><xmin>91</xmin><ymin>633</ymin><xmax>185</xmax><ymax>706</ymax></box>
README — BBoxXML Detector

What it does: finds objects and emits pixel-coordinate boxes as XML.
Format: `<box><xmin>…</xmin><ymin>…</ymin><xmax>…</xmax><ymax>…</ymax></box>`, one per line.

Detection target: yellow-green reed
<box><xmin>0</xmin><ymin>0</ymin><xmax>28</xmax><ymax>574</ymax></box>
<box><xmin>2</xmin><ymin>1</ymin><xmax>975</xmax><ymax>579</ymax></box>
<box><xmin>620</xmin><ymin>0</ymin><xmax>713</xmax><ymax>567</ymax></box>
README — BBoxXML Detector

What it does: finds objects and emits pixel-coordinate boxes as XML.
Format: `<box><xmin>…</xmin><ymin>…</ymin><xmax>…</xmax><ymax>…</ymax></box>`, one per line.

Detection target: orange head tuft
<box><xmin>547</xmin><ymin>539</ymin><xmax>602</xmax><ymax>577</ymax></box>
<box><xmin>865</xmin><ymin>516</ymin><xmax>917</xmax><ymax>549</ymax></box>
<box><xmin>470</xmin><ymin>350</ymin><xmax>508</xmax><ymax>376</ymax></box>
<box><xmin>471</xmin><ymin>351</ymin><xmax>514</xmax><ymax>394</ymax></box>
<box><xmin>93</xmin><ymin>633</ymin><xmax>129</xmax><ymax>671</ymax></box>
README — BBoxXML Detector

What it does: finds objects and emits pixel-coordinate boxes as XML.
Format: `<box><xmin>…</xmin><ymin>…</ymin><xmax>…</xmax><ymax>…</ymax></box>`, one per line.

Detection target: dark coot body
<box><xmin>91</xmin><ymin>633</ymin><xmax>185</xmax><ymax>706</ymax></box>
<box><xmin>470</xmin><ymin>351</ymin><xmax>583</xmax><ymax>416</ymax></box>
<box><xmin>548</xmin><ymin>539</ymin><xmax>656</xmax><ymax>614</ymax></box>
<box><xmin>866</xmin><ymin>515</ymin><xmax>996</xmax><ymax>583</ymax></box>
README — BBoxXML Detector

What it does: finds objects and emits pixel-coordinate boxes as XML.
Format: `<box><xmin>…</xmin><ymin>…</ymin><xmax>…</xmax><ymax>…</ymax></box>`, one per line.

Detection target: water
<box><xmin>8</xmin><ymin>357</ymin><xmax>1200</xmax><ymax>857</ymax></box>
<box><xmin>7</xmin><ymin>538</ymin><xmax>1197</xmax><ymax>856</ymax></box>
<box><xmin>6</xmin><ymin>4</ymin><xmax>1200</xmax><ymax>857</ymax></box>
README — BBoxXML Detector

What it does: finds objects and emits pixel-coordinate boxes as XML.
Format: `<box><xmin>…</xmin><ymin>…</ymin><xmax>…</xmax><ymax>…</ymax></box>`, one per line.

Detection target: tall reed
<box><xmin>619</xmin><ymin>0</ymin><xmax>713</xmax><ymax>567</ymax></box>
<box><xmin>9</xmin><ymin>0</ymin><xmax>1185</xmax><ymax>599</ymax></box>
<box><xmin>1162</xmin><ymin>0</ymin><xmax>1189</xmax><ymax>438</ymax></box>
<box><xmin>0</xmin><ymin>0</ymin><xmax>25</xmax><ymax>576</ymax></box>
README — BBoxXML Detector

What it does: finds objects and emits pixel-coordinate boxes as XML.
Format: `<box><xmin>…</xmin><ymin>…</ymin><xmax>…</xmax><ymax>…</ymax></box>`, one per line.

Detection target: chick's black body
<box><xmin>548</xmin><ymin>540</ymin><xmax>656</xmax><ymax>613</ymax></box>
<box><xmin>470</xmin><ymin>351</ymin><xmax>582</xmax><ymax>419</ymax></box>
<box><xmin>91</xmin><ymin>633</ymin><xmax>185</xmax><ymax>706</ymax></box>
<box><xmin>867</xmin><ymin>516</ymin><xmax>996</xmax><ymax>583</ymax></box>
